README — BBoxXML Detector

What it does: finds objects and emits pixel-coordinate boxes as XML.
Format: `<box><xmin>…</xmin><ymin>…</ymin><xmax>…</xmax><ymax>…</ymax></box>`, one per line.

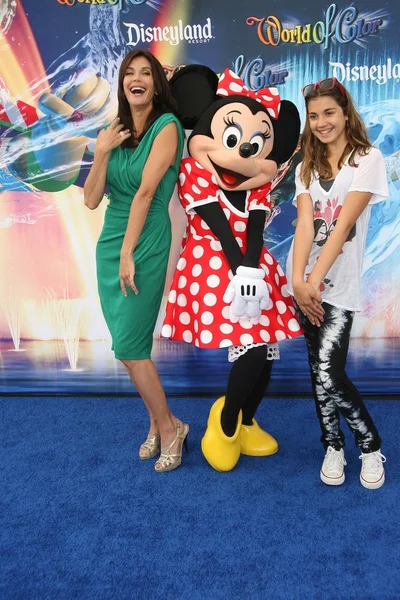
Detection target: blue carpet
<box><xmin>0</xmin><ymin>396</ymin><xmax>399</xmax><ymax>600</ymax></box>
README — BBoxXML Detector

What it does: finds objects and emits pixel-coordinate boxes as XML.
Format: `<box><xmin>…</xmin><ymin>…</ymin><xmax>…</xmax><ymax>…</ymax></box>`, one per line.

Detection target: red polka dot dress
<box><xmin>162</xmin><ymin>158</ymin><xmax>302</xmax><ymax>349</ymax></box>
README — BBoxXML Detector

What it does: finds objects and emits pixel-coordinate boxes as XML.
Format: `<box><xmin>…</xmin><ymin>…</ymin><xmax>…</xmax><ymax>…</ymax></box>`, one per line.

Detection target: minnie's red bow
<box><xmin>217</xmin><ymin>69</ymin><xmax>281</xmax><ymax>120</ymax></box>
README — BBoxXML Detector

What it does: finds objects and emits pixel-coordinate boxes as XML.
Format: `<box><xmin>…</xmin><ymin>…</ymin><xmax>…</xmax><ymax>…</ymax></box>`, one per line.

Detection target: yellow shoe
<box><xmin>240</xmin><ymin>419</ymin><xmax>278</xmax><ymax>456</ymax></box>
<box><xmin>201</xmin><ymin>397</ymin><xmax>242</xmax><ymax>472</ymax></box>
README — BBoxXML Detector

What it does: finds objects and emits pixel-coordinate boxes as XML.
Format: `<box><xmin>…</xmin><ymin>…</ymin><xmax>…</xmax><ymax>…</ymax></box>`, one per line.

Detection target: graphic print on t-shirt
<box><xmin>313</xmin><ymin>197</ymin><xmax>356</xmax><ymax>247</ymax></box>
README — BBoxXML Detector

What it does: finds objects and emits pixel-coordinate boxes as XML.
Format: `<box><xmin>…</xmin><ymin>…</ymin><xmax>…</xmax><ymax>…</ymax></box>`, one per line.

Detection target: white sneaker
<box><xmin>359</xmin><ymin>450</ymin><xmax>386</xmax><ymax>489</ymax></box>
<box><xmin>320</xmin><ymin>446</ymin><xmax>346</xmax><ymax>486</ymax></box>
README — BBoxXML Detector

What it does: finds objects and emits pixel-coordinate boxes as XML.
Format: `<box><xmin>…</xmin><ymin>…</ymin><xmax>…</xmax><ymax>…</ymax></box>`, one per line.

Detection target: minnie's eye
<box><xmin>222</xmin><ymin>126</ymin><xmax>241</xmax><ymax>149</ymax></box>
<box><xmin>249</xmin><ymin>134</ymin><xmax>265</xmax><ymax>157</ymax></box>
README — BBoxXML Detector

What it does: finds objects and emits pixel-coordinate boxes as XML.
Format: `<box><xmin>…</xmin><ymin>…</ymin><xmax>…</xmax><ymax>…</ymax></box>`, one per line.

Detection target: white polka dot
<box><xmin>277</xmin><ymin>316</ymin><xmax>284</xmax><ymax>327</ymax></box>
<box><xmin>220</xmin><ymin>323</ymin><xmax>233</xmax><ymax>334</ymax></box>
<box><xmin>207</xmin><ymin>274</ymin><xmax>220</xmax><ymax>288</ymax></box>
<box><xmin>211</xmin><ymin>175</ymin><xmax>218</xmax><ymax>185</ymax></box>
<box><xmin>193</xmin><ymin>233</ymin><xmax>202</xmax><ymax>241</ymax></box>
<box><xmin>234</xmin><ymin>221</ymin><xmax>246</xmax><ymax>232</ymax></box>
<box><xmin>267</xmin><ymin>283</ymin><xmax>273</xmax><ymax>294</ymax></box>
<box><xmin>194</xmin><ymin>320</ymin><xmax>199</xmax><ymax>333</ymax></box>
<box><xmin>222</xmin><ymin>306</ymin><xmax>230</xmax><ymax>319</ymax></box>
<box><xmin>184</xmin><ymin>193</ymin><xmax>194</xmax><ymax>203</ymax></box>
<box><xmin>229</xmin><ymin>81</ymin><xmax>243</xmax><ymax>93</ymax></box>
<box><xmin>261</xmin><ymin>264</ymin><xmax>270</xmax><ymax>276</ymax></box>
<box><xmin>265</xmin><ymin>253</ymin><xmax>274</xmax><ymax>265</ymax></box>
<box><xmin>276</xmin><ymin>301</ymin><xmax>287</xmax><ymax>315</ymax></box>
<box><xmin>192</xmin><ymin>185</ymin><xmax>201</xmax><ymax>195</ymax></box>
<box><xmin>183</xmin><ymin>330</ymin><xmax>193</xmax><ymax>343</ymax></box>
<box><xmin>178</xmin><ymin>276</ymin><xmax>187</xmax><ymax>289</ymax></box>
<box><xmin>223</xmin><ymin>208</ymin><xmax>231</xmax><ymax>220</ymax></box>
<box><xmin>190</xmin><ymin>225</ymin><xmax>196</xmax><ymax>235</ymax></box>
<box><xmin>201</xmin><ymin>219</ymin><xmax>210</xmax><ymax>230</ymax></box>
<box><xmin>220</xmin><ymin>339</ymin><xmax>233</xmax><ymax>348</ymax></box>
<box><xmin>177</xmin><ymin>294</ymin><xmax>187</xmax><ymax>307</ymax></box>
<box><xmin>179</xmin><ymin>173</ymin><xmax>186</xmax><ymax>185</ymax></box>
<box><xmin>168</xmin><ymin>290</ymin><xmax>177</xmax><ymax>304</ymax></box>
<box><xmin>194</xmin><ymin>338</ymin><xmax>200</xmax><ymax>346</ymax></box>
<box><xmin>288</xmin><ymin>318</ymin><xmax>301</xmax><ymax>332</ymax></box>
<box><xmin>281</xmin><ymin>284</ymin><xmax>290</xmax><ymax>298</ymax></box>
<box><xmin>235</xmin><ymin>237</ymin><xmax>243</xmax><ymax>248</ymax></box>
<box><xmin>240</xmin><ymin>333</ymin><xmax>254</xmax><ymax>345</ymax></box>
<box><xmin>195</xmin><ymin>161</ymin><xmax>204</xmax><ymax>170</ymax></box>
<box><xmin>209</xmin><ymin>256</ymin><xmax>222</xmax><ymax>270</ymax></box>
<box><xmin>184</xmin><ymin>162</ymin><xmax>192</xmax><ymax>174</ymax></box>
<box><xmin>210</xmin><ymin>239</ymin><xmax>222</xmax><ymax>252</ymax></box>
<box><xmin>260</xmin><ymin>315</ymin><xmax>270</xmax><ymax>326</ymax></box>
<box><xmin>192</xmin><ymin>301</ymin><xmax>199</xmax><ymax>314</ymax></box>
<box><xmin>200</xmin><ymin>330</ymin><xmax>213</xmax><ymax>344</ymax></box>
<box><xmin>192</xmin><ymin>264</ymin><xmax>202</xmax><ymax>277</ymax></box>
<box><xmin>260</xmin><ymin>330</ymin><xmax>270</xmax><ymax>342</ymax></box>
<box><xmin>177</xmin><ymin>257</ymin><xmax>186</xmax><ymax>271</ymax></box>
<box><xmin>275</xmin><ymin>330</ymin><xmax>286</xmax><ymax>341</ymax></box>
<box><xmin>179</xmin><ymin>312</ymin><xmax>191</xmax><ymax>325</ymax></box>
<box><xmin>275</xmin><ymin>273</ymin><xmax>280</xmax><ymax>285</ymax></box>
<box><xmin>190</xmin><ymin>282</ymin><xmax>200</xmax><ymax>295</ymax></box>
<box><xmin>277</xmin><ymin>264</ymin><xmax>284</xmax><ymax>277</ymax></box>
<box><xmin>227</xmin><ymin>270</ymin><xmax>233</xmax><ymax>280</ymax></box>
<box><xmin>289</xmin><ymin>306</ymin><xmax>296</xmax><ymax>315</ymax></box>
<box><xmin>201</xmin><ymin>311</ymin><xmax>214</xmax><ymax>325</ymax></box>
<box><xmin>198</xmin><ymin>177</ymin><xmax>209</xmax><ymax>188</ymax></box>
<box><xmin>193</xmin><ymin>245</ymin><xmax>204</xmax><ymax>259</ymax></box>
<box><xmin>161</xmin><ymin>324</ymin><xmax>172</xmax><ymax>337</ymax></box>
<box><xmin>204</xmin><ymin>293</ymin><xmax>217</xmax><ymax>306</ymax></box>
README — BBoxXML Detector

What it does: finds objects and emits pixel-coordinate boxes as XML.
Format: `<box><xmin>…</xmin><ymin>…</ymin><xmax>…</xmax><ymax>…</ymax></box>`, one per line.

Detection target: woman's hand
<box><xmin>96</xmin><ymin>118</ymin><xmax>131</xmax><ymax>155</ymax></box>
<box><xmin>293</xmin><ymin>280</ymin><xmax>324</xmax><ymax>326</ymax></box>
<box><xmin>119</xmin><ymin>253</ymin><xmax>139</xmax><ymax>297</ymax></box>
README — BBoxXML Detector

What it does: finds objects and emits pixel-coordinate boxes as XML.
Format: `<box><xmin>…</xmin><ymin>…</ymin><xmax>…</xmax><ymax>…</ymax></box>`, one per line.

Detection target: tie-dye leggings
<box><xmin>296</xmin><ymin>302</ymin><xmax>381</xmax><ymax>453</ymax></box>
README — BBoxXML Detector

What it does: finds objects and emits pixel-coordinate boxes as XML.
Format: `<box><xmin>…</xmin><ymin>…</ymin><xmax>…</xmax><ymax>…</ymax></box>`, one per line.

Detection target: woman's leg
<box><xmin>296</xmin><ymin>305</ymin><xmax>345</xmax><ymax>450</ymax></box>
<box><xmin>221</xmin><ymin>345</ymin><xmax>269</xmax><ymax>437</ymax></box>
<box><xmin>315</xmin><ymin>304</ymin><xmax>381</xmax><ymax>453</ymax></box>
<box><xmin>121</xmin><ymin>358</ymin><xmax>187</xmax><ymax>455</ymax></box>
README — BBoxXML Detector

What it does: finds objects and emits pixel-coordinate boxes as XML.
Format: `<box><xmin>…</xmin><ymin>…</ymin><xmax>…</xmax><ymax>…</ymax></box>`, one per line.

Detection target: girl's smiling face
<box><xmin>307</xmin><ymin>95</ymin><xmax>348</xmax><ymax>148</ymax></box>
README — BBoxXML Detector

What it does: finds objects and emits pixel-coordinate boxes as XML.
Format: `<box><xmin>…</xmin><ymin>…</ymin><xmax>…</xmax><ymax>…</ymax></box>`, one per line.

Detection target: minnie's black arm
<box><xmin>242</xmin><ymin>210</ymin><xmax>267</xmax><ymax>268</ymax></box>
<box><xmin>194</xmin><ymin>203</ymin><xmax>243</xmax><ymax>273</ymax></box>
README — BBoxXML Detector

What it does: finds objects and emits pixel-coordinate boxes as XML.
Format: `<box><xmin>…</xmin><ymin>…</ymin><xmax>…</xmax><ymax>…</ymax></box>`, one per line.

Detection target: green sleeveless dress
<box><xmin>96</xmin><ymin>113</ymin><xmax>184</xmax><ymax>360</ymax></box>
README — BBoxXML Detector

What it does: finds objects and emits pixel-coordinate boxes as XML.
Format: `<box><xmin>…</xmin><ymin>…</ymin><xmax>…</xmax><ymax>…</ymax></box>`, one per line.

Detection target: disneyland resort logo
<box><xmin>246</xmin><ymin>3</ymin><xmax>385</xmax><ymax>49</ymax></box>
<box><xmin>123</xmin><ymin>18</ymin><xmax>213</xmax><ymax>46</ymax></box>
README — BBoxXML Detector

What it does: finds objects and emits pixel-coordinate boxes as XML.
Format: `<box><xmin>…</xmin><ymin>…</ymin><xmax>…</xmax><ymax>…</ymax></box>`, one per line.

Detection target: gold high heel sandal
<box><xmin>154</xmin><ymin>422</ymin><xmax>189</xmax><ymax>472</ymax></box>
<box><xmin>139</xmin><ymin>434</ymin><xmax>161</xmax><ymax>460</ymax></box>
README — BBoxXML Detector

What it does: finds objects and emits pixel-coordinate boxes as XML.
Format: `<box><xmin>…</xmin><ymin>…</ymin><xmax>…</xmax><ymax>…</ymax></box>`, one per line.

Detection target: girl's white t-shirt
<box><xmin>285</xmin><ymin>147</ymin><xmax>389</xmax><ymax>311</ymax></box>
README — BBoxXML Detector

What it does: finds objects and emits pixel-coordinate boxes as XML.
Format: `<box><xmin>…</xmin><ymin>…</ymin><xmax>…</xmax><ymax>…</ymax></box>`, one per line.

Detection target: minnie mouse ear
<box><xmin>169</xmin><ymin>65</ymin><xmax>219</xmax><ymax>129</ymax></box>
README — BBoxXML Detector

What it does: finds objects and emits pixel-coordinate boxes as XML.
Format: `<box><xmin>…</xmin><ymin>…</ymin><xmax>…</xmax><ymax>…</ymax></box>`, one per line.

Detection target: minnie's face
<box><xmin>189</xmin><ymin>102</ymin><xmax>278</xmax><ymax>191</ymax></box>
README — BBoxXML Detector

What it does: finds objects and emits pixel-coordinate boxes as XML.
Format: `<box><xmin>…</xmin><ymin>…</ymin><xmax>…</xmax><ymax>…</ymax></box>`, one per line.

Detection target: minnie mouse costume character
<box><xmin>162</xmin><ymin>66</ymin><xmax>302</xmax><ymax>471</ymax></box>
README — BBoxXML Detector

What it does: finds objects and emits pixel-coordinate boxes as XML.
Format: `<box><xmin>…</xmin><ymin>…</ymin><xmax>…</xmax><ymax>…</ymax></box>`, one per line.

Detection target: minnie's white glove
<box><xmin>223</xmin><ymin>266</ymin><xmax>270</xmax><ymax>325</ymax></box>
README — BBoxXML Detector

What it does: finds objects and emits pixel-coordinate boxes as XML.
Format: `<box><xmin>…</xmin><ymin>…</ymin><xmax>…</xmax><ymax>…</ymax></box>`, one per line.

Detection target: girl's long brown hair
<box><xmin>117</xmin><ymin>49</ymin><xmax>178</xmax><ymax>148</ymax></box>
<box><xmin>300</xmin><ymin>83</ymin><xmax>371</xmax><ymax>187</ymax></box>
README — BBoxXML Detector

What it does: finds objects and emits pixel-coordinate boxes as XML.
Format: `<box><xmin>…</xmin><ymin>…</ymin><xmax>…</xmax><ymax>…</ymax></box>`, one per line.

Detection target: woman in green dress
<box><xmin>84</xmin><ymin>50</ymin><xmax>188</xmax><ymax>473</ymax></box>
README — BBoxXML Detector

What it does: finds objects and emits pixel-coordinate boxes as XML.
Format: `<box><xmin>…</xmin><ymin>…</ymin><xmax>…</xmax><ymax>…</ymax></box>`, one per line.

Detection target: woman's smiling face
<box><xmin>123</xmin><ymin>56</ymin><xmax>156</xmax><ymax>109</ymax></box>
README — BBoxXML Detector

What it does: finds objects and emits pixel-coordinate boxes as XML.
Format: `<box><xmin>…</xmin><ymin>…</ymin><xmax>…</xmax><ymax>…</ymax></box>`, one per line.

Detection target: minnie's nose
<box><xmin>239</xmin><ymin>143</ymin><xmax>253</xmax><ymax>158</ymax></box>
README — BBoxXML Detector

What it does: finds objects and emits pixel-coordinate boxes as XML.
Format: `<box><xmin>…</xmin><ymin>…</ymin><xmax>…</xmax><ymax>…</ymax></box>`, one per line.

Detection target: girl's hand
<box><xmin>96</xmin><ymin>118</ymin><xmax>131</xmax><ymax>155</ymax></box>
<box><xmin>293</xmin><ymin>281</ymin><xmax>324</xmax><ymax>326</ymax></box>
<box><xmin>119</xmin><ymin>253</ymin><xmax>139</xmax><ymax>297</ymax></box>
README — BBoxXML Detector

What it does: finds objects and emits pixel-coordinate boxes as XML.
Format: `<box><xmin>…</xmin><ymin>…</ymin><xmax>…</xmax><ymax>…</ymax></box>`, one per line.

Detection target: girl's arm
<box><xmin>119</xmin><ymin>121</ymin><xmax>179</xmax><ymax>296</ymax></box>
<box><xmin>307</xmin><ymin>191</ymin><xmax>372</xmax><ymax>290</ymax></box>
<box><xmin>84</xmin><ymin>118</ymin><xmax>131</xmax><ymax>210</ymax></box>
<box><xmin>292</xmin><ymin>193</ymin><xmax>324</xmax><ymax>324</ymax></box>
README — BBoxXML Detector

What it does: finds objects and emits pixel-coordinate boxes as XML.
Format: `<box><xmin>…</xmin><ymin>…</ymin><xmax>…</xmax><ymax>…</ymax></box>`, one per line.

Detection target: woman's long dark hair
<box><xmin>117</xmin><ymin>49</ymin><xmax>178</xmax><ymax>148</ymax></box>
